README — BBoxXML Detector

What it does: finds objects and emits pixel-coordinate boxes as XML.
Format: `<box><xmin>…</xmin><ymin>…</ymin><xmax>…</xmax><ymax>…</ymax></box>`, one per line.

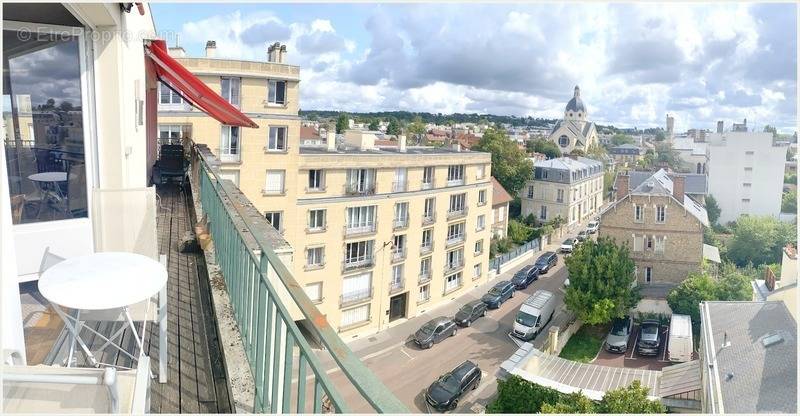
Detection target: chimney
<box><xmin>398</xmin><ymin>134</ymin><xmax>407</xmax><ymax>153</ymax></box>
<box><xmin>267</xmin><ymin>42</ymin><xmax>286</xmax><ymax>63</ymax></box>
<box><xmin>717</xmin><ymin>120</ymin><xmax>724</xmax><ymax>134</ymax></box>
<box><xmin>615</xmin><ymin>173</ymin><xmax>629</xmax><ymax>200</ymax></box>
<box><xmin>671</xmin><ymin>175</ymin><xmax>685</xmax><ymax>200</ymax></box>
<box><xmin>168</xmin><ymin>46</ymin><xmax>186</xmax><ymax>58</ymax></box>
<box><xmin>205</xmin><ymin>40</ymin><xmax>216</xmax><ymax>58</ymax></box>
<box><xmin>568</xmin><ymin>153</ymin><xmax>579</xmax><ymax>160</ymax></box>
<box><xmin>326</xmin><ymin>131</ymin><xmax>337</xmax><ymax>152</ymax></box>
<box><xmin>451</xmin><ymin>143</ymin><xmax>461</xmax><ymax>152</ymax></box>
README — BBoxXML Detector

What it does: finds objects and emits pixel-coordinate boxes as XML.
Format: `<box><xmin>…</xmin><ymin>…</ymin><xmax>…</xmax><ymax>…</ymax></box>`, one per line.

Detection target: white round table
<box><xmin>39</xmin><ymin>252</ymin><xmax>167</xmax><ymax>368</ymax></box>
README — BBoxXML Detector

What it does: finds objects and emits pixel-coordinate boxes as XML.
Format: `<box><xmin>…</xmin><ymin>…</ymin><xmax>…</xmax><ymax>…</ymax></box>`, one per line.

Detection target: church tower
<box><xmin>564</xmin><ymin>85</ymin><xmax>586</xmax><ymax>122</ymax></box>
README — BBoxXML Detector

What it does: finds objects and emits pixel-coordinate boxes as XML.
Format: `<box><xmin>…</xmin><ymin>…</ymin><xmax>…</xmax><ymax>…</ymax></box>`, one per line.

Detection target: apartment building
<box><xmin>520</xmin><ymin>156</ymin><xmax>604</xmax><ymax>226</ymax></box>
<box><xmin>159</xmin><ymin>43</ymin><xmax>493</xmax><ymax>337</ymax></box>
<box><xmin>608</xmin><ymin>144</ymin><xmax>642</xmax><ymax>168</ymax></box>
<box><xmin>491</xmin><ymin>178</ymin><xmax>512</xmax><ymax>238</ymax></box>
<box><xmin>706</xmin><ymin>132</ymin><xmax>789</xmax><ymax>223</ymax></box>
<box><xmin>601</xmin><ymin>170</ymin><xmax>712</xmax><ymax>296</ymax></box>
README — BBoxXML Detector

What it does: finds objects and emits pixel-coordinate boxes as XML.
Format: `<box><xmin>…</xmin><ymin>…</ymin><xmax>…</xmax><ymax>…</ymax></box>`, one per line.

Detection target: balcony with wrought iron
<box><xmin>343</xmin><ymin>221</ymin><xmax>377</xmax><ymax>237</ymax></box>
<box><xmin>447</xmin><ymin>206</ymin><xmax>468</xmax><ymax>220</ymax></box>
<box><xmin>342</xmin><ymin>255</ymin><xmax>375</xmax><ymax>272</ymax></box>
<box><xmin>388</xmin><ymin>279</ymin><xmax>405</xmax><ymax>295</ymax></box>
<box><xmin>391</xmin><ymin>247</ymin><xmax>407</xmax><ymax>263</ymax></box>
<box><xmin>418</xmin><ymin>270</ymin><xmax>432</xmax><ymax>285</ymax></box>
<box><xmin>344</xmin><ymin>183</ymin><xmax>376</xmax><ymax>196</ymax></box>
<box><xmin>446</xmin><ymin>177</ymin><xmax>465</xmax><ymax>187</ymax></box>
<box><xmin>339</xmin><ymin>287</ymin><xmax>374</xmax><ymax>308</ymax></box>
<box><xmin>391</xmin><ymin>181</ymin><xmax>407</xmax><ymax>193</ymax></box>
<box><xmin>445</xmin><ymin>233</ymin><xmax>466</xmax><ymax>248</ymax></box>
<box><xmin>422</xmin><ymin>212</ymin><xmax>436</xmax><ymax>225</ymax></box>
<box><xmin>392</xmin><ymin>216</ymin><xmax>409</xmax><ymax>230</ymax></box>
<box><xmin>420</xmin><ymin>240</ymin><xmax>434</xmax><ymax>254</ymax></box>
<box><xmin>421</xmin><ymin>180</ymin><xmax>434</xmax><ymax>190</ymax></box>
<box><xmin>443</xmin><ymin>259</ymin><xmax>465</xmax><ymax>274</ymax></box>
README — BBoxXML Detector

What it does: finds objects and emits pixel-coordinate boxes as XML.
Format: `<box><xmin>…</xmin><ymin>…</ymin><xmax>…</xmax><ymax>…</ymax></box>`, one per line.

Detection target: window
<box><xmin>447</xmin><ymin>165</ymin><xmax>465</xmax><ymax>184</ymax></box>
<box><xmin>655</xmin><ymin>205</ymin><xmax>666</xmax><ymax>223</ymax></box>
<box><xmin>264</xmin><ymin>170</ymin><xmax>285</xmax><ymax>194</ymax></box>
<box><xmin>220</xmin><ymin>125</ymin><xmax>240</xmax><ymax>162</ymax></box>
<box><xmin>347</xmin><ymin>206</ymin><xmax>377</xmax><ymax>230</ymax></box>
<box><xmin>158</xmin><ymin>124</ymin><xmax>191</xmax><ymax>140</ymax></box>
<box><xmin>421</xmin><ymin>229</ymin><xmax>433</xmax><ymax>248</ymax></box>
<box><xmin>267</xmin><ymin>79</ymin><xmax>287</xmax><ymax>105</ymax></box>
<box><xmin>477</xmin><ymin>215</ymin><xmax>485</xmax><ymax>231</ymax></box>
<box><xmin>646</xmin><ymin>236</ymin><xmax>653</xmax><ymax>250</ymax></box>
<box><xmin>449</xmin><ymin>193</ymin><xmax>467</xmax><ymax>212</ymax></box>
<box><xmin>218</xmin><ymin>170</ymin><xmax>240</xmax><ymax>186</ymax></box>
<box><xmin>265</xmin><ymin>211</ymin><xmax>282</xmax><ymax>231</ymax></box>
<box><xmin>558</xmin><ymin>135</ymin><xmax>569</xmax><ymax>147</ymax></box>
<box><xmin>422</xmin><ymin>166</ymin><xmax>435</xmax><ymax>188</ymax></box>
<box><xmin>634</xmin><ymin>204</ymin><xmax>643</xmax><ymax>222</ymax></box>
<box><xmin>633</xmin><ymin>234</ymin><xmax>644</xmax><ymax>252</ymax></box>
<box><xmin>540</xmin><ymin>205</ymin><xmax>547</xmax><ymax>220</ymax></box>
<box><xmin>391</xmin><ymin>264</ymin><xmax>404</xmax><ymax>287</ymax></box>
<box><xmin>446</xmin><ymin>248</ymin><xmax>464</xmax><ymax>269</ymax></box>
<box><xmin>423</xmin><ymin>197</ymin><xmax>435</xmax><ymax>220</ymax></box>
<box><xmin>159</xmin><ymin>82</ymin><xmax>183</xmax><ymax>104</ymax></box>
<box><xmin>473</xmin><ymin>263</ymin><xmax>482</xmax><ymax>279</ymax></box>
<box><xmin>304</xmin><ymin>282</ymin><xmax>323</xmax><ymax>303</ymax></box>
<box><xmin>743</xmin><ymin>183</ymin><xmax>752</xmax><ymax>188</ymax></box>
<box><xmin>744</xmin><ymin>167</ymin><xmax>753</xmax><ymax>172</ymax></box>
<box><xmin>419</xmin><ymin>285</ymin><xmax>430</xmax><ymax>302</ymax></box>
<box><xmin>221</xmin><ymin>76</ymin><xmax>241</xmax><ymax>107</ymax></box>
<box><xmin>527</xmin><ymin>185</ymin><xmax>534</xmax><ymax>199</ymax></box>
<box><xmin>346</xmin><ymin>169</ymin><xmax>376</xmax><ymax>194</ymax></box>
<box><xmin>556</xmin><ymin>189</ymin><xmax>564</xmax><ymax>203</ymax></box>
<box><xmin>306</xmin><ymin>247</ymin><xmax>325</xmax><ymax>267</ymax></box>
<box><xmin>742</xmin><ymin>198</ymin><xmax>751</xmax><ymax>204</ymax></box>
<box><xmin>644</xmin><ymin>267</ymin><xmax>652</xmax><ymax>283</ymax></box>
<box><xmin>267</xmin><ymin>126</ymin><xmax>287</xmax><ymax>151</ymax></box>
<box><xmin>447</xmin><ymin>222</ymin><xmax>465</xmax><ymax>241</ymax></box>
<box><xmin>344</xmin><ymin>241</ymin><xmax>374</xmax><ymax>264</ymax></box>
<box><xmin>476</xmin><ymin>165</ymin><xmax>486</xmax><ymax>179</ymax></box>
<box><xmin>308</xmin><ymin>209</ymin><xmax>326</xmax><ymax>230</ymax></box>
<box><xmin>445</xmin><ymin>272</ymin><xmax>462</xmax><ymax>292</ymax></box>
<box><xmin>498</xmin><ymin>207</ymin><xmax>505</xmax><ymax>221</ymax></box>
<box><xmin>341</xmin><ymin>304</ymin><xmax>370</xmax><ymax>327</ymax></box>
<box><xmin>654</xmin><ymin>236</ymin><xmax>665</xmax><ymax>253</ymax></box>
<box><xmin>308</xmin><ymin>169</ymin><xmax>324</xmax><ymax>190</ymax></box>
<box><xmin>394</xmin><ymin>167</ymin><xmax>408</xmax><ymax>192</ymax></box>
<box><xmin>394</xmin><ymin>202</ymin><xmax>409</xmax><ymax>227</ymax></box>
<box><xmin>475</xmin><ymin>240</ymin><xmax>483</xmax><ymax>255</ymax></box>
<box><xmin>478</xmin><ymin>190</ymin><xmax>487</xmax><ymax>205</ymax></box>
<box><xmin>392</xmin><ymin>234</ymin><xmax>406</xmax><ymax>255</ymax></box>
<box><xmin>420</xmin><ymin>257</ymin><xmax>432</xmax><ymax>278</ymax></box>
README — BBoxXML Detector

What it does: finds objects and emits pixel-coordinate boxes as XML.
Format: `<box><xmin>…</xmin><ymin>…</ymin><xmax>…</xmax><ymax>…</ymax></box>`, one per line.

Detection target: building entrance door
<box><xmin>389</xmin><ymin>293</ymin><xmax>407</xmax><ymax>322</ymax></box>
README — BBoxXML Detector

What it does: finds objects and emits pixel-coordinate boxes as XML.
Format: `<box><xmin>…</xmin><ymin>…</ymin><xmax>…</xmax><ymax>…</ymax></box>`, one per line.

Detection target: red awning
<box><xmin>145</xmin><ymin>39</ymin><xmax>258</xmax><ymax>128</ymax></box>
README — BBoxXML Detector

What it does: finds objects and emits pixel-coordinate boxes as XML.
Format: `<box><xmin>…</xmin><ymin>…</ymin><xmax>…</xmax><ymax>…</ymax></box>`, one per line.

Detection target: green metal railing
<box><xmin>191</xmin><ymin>144</ymin><xmax>406</xmax><ymax>413</ymax></box>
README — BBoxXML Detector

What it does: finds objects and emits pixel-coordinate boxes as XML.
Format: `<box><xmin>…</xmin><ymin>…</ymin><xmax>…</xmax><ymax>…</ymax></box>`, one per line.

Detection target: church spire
<box><xmin>574</xmin><ymin>85</ymin><xmax>580</xmax><ymax>98</ymax></box>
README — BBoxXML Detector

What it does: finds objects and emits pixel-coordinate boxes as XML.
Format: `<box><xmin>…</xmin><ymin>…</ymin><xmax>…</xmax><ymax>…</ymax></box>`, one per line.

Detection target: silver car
<box><xmin>604</xmin><ymin>316</ymin><xmax>633</xmax><ymax>353</ymax></box>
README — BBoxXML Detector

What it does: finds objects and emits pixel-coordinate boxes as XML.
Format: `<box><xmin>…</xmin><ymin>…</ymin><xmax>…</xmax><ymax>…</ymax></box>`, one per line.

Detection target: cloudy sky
<box><xmin>152</xmin><ymin>2</ymin><xmax>797</xmax><ymax>133</ymax></box>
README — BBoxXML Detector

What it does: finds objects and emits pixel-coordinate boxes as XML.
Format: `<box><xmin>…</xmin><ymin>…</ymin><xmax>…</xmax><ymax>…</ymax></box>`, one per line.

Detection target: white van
<box><xmin>667</xmin><ymin>314</ymin><xmax>693</xmax><ymax>363</ymax></box>
<box><xmin>512</xmin><ymin>290</ymin><xmax>556</xmax><ymax>341</ymax></box>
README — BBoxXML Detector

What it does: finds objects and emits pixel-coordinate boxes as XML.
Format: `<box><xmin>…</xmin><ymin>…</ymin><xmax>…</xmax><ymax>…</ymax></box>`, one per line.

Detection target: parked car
<box><xmin>454</xmin><ymin>300</ymin><xmax>488</xmax><ymax>327</ymax></box>
<box><xmin>586</xmin><ymin>220</ymin><xmax>599</xmax><ymax>234</ymax></box>
<box><xmin>560</xmin><ymin>238</ymin><xmax>577</xmax><ymax>253</ymax></box>
<box><xmin>414</xmin><ymin>317</ymin><xmax>457</xmax><ymax>349</ymax></box>
<box><xmin>604</xmin><ymin>316</ymin><xmax>633</xmax><ymax>353</ymax></box>
<box><xmin>511</xmin><ymin>265</ymin><xmax>540</xmax><ymax>289</ymax></box>
<box><xmin>534</xmin><ymin>252</ymin><xmax>558</xmax><ymax>273</ymax></box>
<box><xmin>512</xmin><ymin>290</ymin><xmax>556</xmax><ymax>341</ymax></box>
<box><xmin>424</xmin><ymin>360</ymin><xmax>481</xmax><ymax>411</ymax></box>
<box><xmin>576</xmin><ymin>230</ymin><xmax>588</xmax><ymax>242</ymax></box>
<box><xmin>481</xmin><ymin>281</ymin><xmax>515</xmax><ymax>309</ymax></box>
<box><xmin>637</xmin><ymin>320</ymin><xmax>662</xmax><ymax>356</ymax></box>
<box><xmin>667</xmin><ymin>314</ymin><xmax>693</xmax><ymax>363</ymax></box>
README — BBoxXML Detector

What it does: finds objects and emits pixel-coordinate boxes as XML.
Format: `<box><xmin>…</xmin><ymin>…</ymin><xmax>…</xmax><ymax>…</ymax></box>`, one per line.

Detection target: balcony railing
<box><xmin>446</xmin><ymin>178</ymin><xmax>465</xmax><ymax>187</ymax></box>
<box><xmin>391</xmin><ymin>247</ymin><xmax>407</xmax><ymax>263</ymax></box>
<box><xmin>422</xmin><ymin>213</ymin><xmax>436</xmax><ymax>225</ymax></box>
<box><xmin>446</xmin><ymin>234</ymin><xmax>466</xmax><ymax>247</ymax></box>
<box><xmin>444</xmin><ymin>259</ymin><xmax>465</xmax><ymax>274</ymax></box>
<box><xmin>393</xmin><ymin>217</ymin><xmax>409</xmax><ymax>230</ymax></box>
<box><xmin>421</xmin><ymin>181</ymin><xmax>434</xmax><ymax>190</ymax></box>
<box><xmin>191</xmin><ymin>144</ymin><xmax>406</xmax><ymax>413</ymax></box>
<box><xmin>217</xmin><ymin>147</ymin><xmax>241</xmax><ymax>163</ymax></box>
<box><xmin>344</xmin><ymin>222</ymin><xmax>377</xmax><ymax>237</ymax></box>
<box><xmin>392</xmin><ymin>181</ymin><xmax>407</xmax><ymax>193</ymax></box>
<box><xmin>342</xmin><ymin>256</ymin><xmax>375</xmax><ymax>272</ymax></box>
<box><xmin>420</xmin><ymin>241</ymin><xmax>434</xmax><ymax>254</ymax></box>
<box><xmin>447</xmin><ymin>206</ymin><xmax>468</xmax><ymax>219</ymax></box>
<box><xmin>419</xmin><ymin>270</ymin><xmax>432</xmax><ymax>285</ymax></box>
<box><xmin>388</xmin><ymin>279</ymin><xmax>405</xmax><ymax>295</ymax></box>
<box><xmin>340</xmin><ymin>287</ymin><xmax>373</xmax><ymax>308</ymax></box>
<box><xmin>344</xmin><ymin>183</ymin><xmax>376</xmax><ymax>196</ymax></box>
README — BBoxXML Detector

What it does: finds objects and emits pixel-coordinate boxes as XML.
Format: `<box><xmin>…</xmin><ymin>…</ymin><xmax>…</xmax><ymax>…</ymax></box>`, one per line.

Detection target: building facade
<box><xmin>547</xmin><ymin>86</ymin><xmax>599</xmax><ymax>154</ymax></box>
<box><xmin>600</xmin><ymin>170</ymin><xmax>710</xmax><ymax>295</ymax></box>
<box><xmin>608</xmin><ymin>144</ymin><xmax>642</xmax><ymax>168</ymax></box>
<box><xmin>491</xmin><ymin>177</ymin><xmax>512</xmax><ymax>238</ymax></box>
<box><xmin>520</xmin><ymin>156</ymin><xmax>604</xmax><ymax>226</ymax></box>
<box><xmin>159</xmin><ymin>44</ymin><xmax>494</xmax><ymax>337</ymax></box>
<box><xmin>707</xmin><ymin>132</ymin><xmax>789</xmax><ymax>224</ymax></box>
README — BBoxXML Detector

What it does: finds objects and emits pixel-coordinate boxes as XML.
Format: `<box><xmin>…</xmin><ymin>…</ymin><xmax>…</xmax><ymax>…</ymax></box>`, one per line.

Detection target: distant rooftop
<box><xmin>628</xmin><ymin>171</ymin><xmax>708</xmax><ymax>195</ymax></box>
<box><xmin>701</xmin><ymin>301</ymin><xmax>797</xmax><ymax>414</ymax></box>
<box><xmin>298</xmin><ymin>145</ymin><xmax>487</xmax><ymax>156</ymax></box>
<box><xmin>534</xmin><ymin>156</ymin><xmax>603</xmax><ymax>171</ymax></box>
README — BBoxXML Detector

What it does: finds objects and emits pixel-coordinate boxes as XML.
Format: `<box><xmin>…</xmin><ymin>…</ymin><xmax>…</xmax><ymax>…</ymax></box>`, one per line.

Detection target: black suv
<box><xmin>414</xmin><ymin>317</ymin><xmax>457</xmax><ymax>349</ymax></box>
<box><xmin>481</xmin><ymin>281</ymin><xmax>515</xmax><ymax>309</ymax></box>
<box><xmin>425</xmin><ymin>360</ymin><xmax>481</xmax><ymax>411</ymax></box>
<box><xmin>511</xmin><ymin>265</ymin><xmax>540</xmax><ymax>289</ymax></box>
<box><xmin>637</xmin><ymin>320</ymin><xmax>661</xmax><ymax>356</ymax></box>
<box><xmin>534</xmin><ymin>252</ymin><xmax>558</xmax><ymax>273</ymax></box>
<box><xmin>454</xmin><ymin>300</ymin><xmax>488</xmax><ymax>327</ymax></box>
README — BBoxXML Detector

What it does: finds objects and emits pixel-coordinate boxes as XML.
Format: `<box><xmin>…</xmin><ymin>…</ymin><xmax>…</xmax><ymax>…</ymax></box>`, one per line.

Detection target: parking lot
<box><xmin>592</xmin><ymin>323</ymin><xmax>673</xmax><ymax>371</ymax></box>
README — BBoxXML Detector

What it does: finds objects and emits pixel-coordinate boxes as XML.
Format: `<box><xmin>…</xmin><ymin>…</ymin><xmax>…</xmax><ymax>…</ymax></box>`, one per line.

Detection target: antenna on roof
<box><xmin>722</xmin><ymin>331</ymin><xmax>731</xmax><ymax>348</ymax></box>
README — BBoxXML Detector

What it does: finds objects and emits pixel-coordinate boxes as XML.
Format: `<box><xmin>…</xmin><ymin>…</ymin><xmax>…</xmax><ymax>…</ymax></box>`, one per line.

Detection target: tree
<box><xmin>541</xmin><ymin>391</ymin><xmax>596</xmax><ymax>413</ymax></box>
<box><xmin>407</xmin><ymin>116</ymin><xmax>426</xmax><ymax>145</ymax></box>
<box><xmin>727</xmin><ymin>216</ymin><xmax>797</xmax><ymax>267</ymax></box>
<box><xmin>598</xmin><ymin>381</ymin><xmax>666</xmax><ymax>413</ymax></box>
<box><xmin>655</xmin><ymin>130</ymin><xmax>667</xmax><ymax>141</ymax></box>
<box><xmin>569</xmin><ymin>149</ymin><xmax>585</xmax><ymax>157</ymax></box>
<box><xmin>526</xmin><ymin>139</ymin><xmax>561</xmax><ymax>159</ymax></box>
<box><xmin>368</xmin><ymin>118</ymin><xmax>380</xmax><ymax>131</ymax></box>
<box><xmin>782</xmin><ymin>189</ymin><xmax>797</xmax><ymax>213</ymax></box>
<box><xmin>668</xmin><ymin>264</ymin><xmax>754</xmax><ymax>326</ymax></box>
<box><xmin>335</xmin><ymin>113</ymin><xmax>349</xmax><ymax>134</ymax></box>
<box><xmin>764</xmin><ymin>124</ymin><xmax>778</xmax><ymax>138</ymax></box>
<box><xmin>472</xmin><ymin>127</ymin><xmax>534</xmax><ymax>195</ymax></box>
<box><xmin>610</xmin><ymin>133</ymin><xmax>635</xmax><ymax>146</ymax></box>
<box><xmin>706</xmin><ymin>194</ymin><xmax>721</xmax><ymax>225</ymax></box>
<box><xmin>586</xmin><ymin>143</ymin><xmax>607</xmax><ymax>160</ymax></box>
<box><xmin>386</xmin><ymin>117</ymin><xmax>402</xmax><ymax>135</ymax></box>
<box><xmin>487</xmin><ymin>375</ymin><xmax>563</xmax><ymax>414</ymax></box>
<box><xmin>654</xmin><ymin>142</ymin><xmax>684</xmax><ymax>171</ymax></box>
<box><xmin>508</xmin><ymin>219</ymin><xmax>534</xmax><ymax>245</ymax></box>
<box><xmin>564</xmin><ymin>237</ymin><xmax>640</xmax><ymax>325</ymax></box>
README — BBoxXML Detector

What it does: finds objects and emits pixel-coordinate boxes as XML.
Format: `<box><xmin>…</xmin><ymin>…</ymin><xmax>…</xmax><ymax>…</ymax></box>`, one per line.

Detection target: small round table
<box><xmin>39</xmin><ymin>252</ymin><xmax>167</xmax><ymax>368</ymax></box>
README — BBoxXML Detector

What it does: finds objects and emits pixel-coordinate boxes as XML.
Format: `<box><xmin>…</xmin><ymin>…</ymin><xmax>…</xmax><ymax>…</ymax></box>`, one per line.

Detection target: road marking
<box><xmin>360</xmin><ymin>340</ymin><xmax>409</xmax><ymax>361</ymax></box>
<box><xmin>400</xmin><ymin>347</ymin><xmax>414</xmax><ymax>360</ymax></box>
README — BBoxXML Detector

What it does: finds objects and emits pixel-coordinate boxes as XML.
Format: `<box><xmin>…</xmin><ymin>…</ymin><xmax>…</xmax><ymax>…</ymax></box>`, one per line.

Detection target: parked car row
<box><xmin>561</xmin><ymin>220</ymin><xmax>601</xmax><ymax>253</ymax></box>
<box><xmin>602</xmin><ymin>314</ymin><xmax>693</xmax><ymax>362</ymax></box>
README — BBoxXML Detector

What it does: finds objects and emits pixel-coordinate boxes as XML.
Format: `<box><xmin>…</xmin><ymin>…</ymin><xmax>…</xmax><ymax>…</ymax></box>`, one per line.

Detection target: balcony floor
<box><xmin>38</xmin><ymin>186</ymin><xmax>233</xmax><ymax>413</ymax></box>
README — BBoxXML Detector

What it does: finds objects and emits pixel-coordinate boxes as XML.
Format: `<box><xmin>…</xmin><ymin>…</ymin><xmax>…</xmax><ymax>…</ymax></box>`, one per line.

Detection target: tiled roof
<box><xmin>628</xmin><ymin>171</ymin><xmax>707</xmax><ymax>195</ymax></box>
<box><xmin>300</xmin><ymin>126</ymin><xmax>320</xmax><ymax>140</ymax></box>
<box><xmin>491</xmin><ymin>177</ymin><xmax>513</xmax><ymax>206</ymax></box>
<box><xmin>534</xmin><ymin>156</ymin><xmax>603</xmax><ymax>172</ymax></box>
<box><xmin>701</xmin><ymin>301</ymin><xmax>797</xmax><ymax>414</ymax></box>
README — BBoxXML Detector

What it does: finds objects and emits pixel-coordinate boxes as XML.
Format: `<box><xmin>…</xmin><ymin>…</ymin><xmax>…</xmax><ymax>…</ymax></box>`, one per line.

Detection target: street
<box><xmin>322</xmin><ymin>240</ymin><xmax>573</xmax><ymax>413</ymax></box>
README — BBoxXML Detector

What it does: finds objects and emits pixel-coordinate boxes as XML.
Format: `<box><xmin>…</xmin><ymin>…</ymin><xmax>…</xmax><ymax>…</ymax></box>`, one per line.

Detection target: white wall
<box><xmin>707</xmin><ymin>132</ymin><xmax>788</xmax><ymax>224</ymax></box>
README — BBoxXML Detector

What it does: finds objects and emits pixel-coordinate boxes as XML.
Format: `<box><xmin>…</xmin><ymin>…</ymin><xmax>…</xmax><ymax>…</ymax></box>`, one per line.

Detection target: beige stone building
<box><xmin>520</xmin><ymin>156</ymin><xmax>604</xmax><ymax>227</ymax></box>
<box><xmin>159</xmin><ymin>42</ymin><xmax>494</xmax><ymax>337</ymax></box>
<box><xmin>547</xmin><ymin>86</ymin><xmax>599</xmax><ymax>153</ymax></box>
<box><xmin>491</xmin><ymin>177</ymin><xmax>512</xmax><ymax>239</ymax></box>
<box><xmin>600</xmin><ymin>169</ymin><xmax>713</xmax><ymax>298</ymax></box>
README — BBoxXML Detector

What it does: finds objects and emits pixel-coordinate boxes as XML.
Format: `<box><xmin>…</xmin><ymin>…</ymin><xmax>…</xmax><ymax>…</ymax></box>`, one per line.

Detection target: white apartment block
<box><xmin>520</xmin><ymin>156</ymin><xmax>604</xmax><ymax>226</ymax></box>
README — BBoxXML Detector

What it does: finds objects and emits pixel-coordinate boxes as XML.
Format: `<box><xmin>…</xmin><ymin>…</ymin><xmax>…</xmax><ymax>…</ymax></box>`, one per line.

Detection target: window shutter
<box><xmin>341</xmin><ymin>304</ymin><xmax>369</xmax><ymax>327</ymax></box>
<box><xmin>265</xmin><ymin>171</ymin><xmax>284</xmax><ymax>192</ymax></box>
<box><xmin>304</xmin><ymin>283</ymin><xmax>321</xmax><ymax>302</ymax></box>
<box><xmin>342</xmin><ymin>272</ymin><xmax>371</xmax><ymax>296</ymax></box>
